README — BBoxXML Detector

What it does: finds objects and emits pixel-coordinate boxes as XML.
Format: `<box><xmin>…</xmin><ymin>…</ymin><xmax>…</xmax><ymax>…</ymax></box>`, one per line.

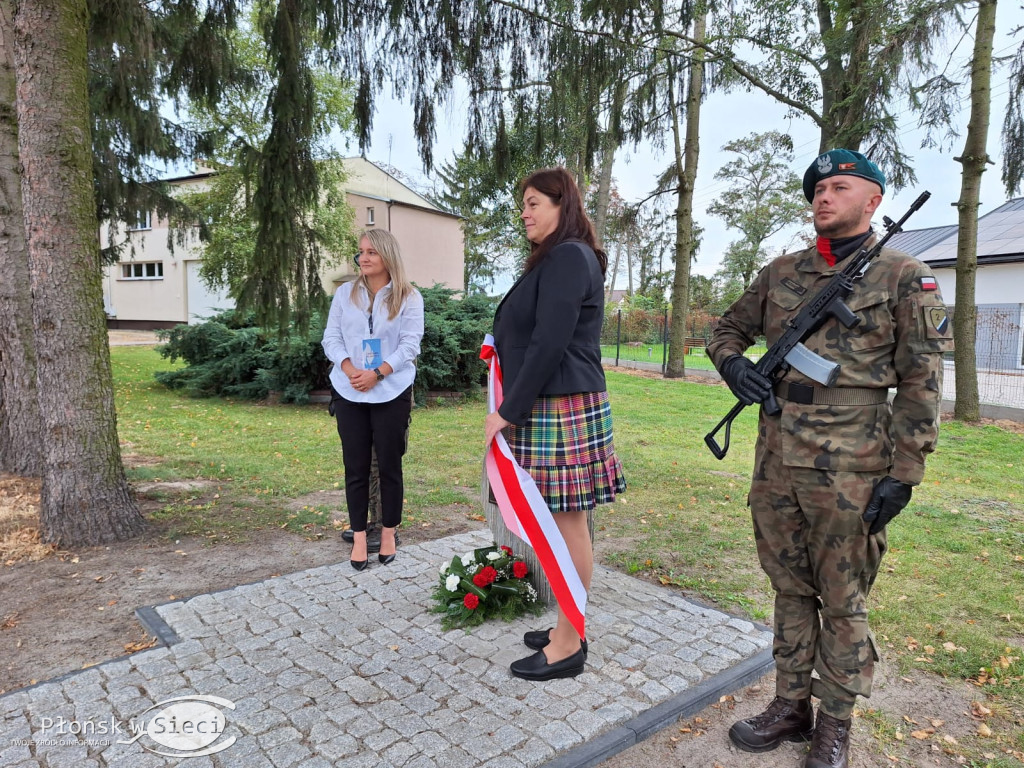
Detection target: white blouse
<box><xmin>321</xmin><ymin>280</ymin><xmax>424</xmax><ymax>403</ymax></box>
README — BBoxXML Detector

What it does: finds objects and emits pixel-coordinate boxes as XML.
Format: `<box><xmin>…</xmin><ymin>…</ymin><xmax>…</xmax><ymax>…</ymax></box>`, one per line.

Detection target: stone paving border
<box><xmin>0</xmin><ymin>530</ymin><xmax>773</xmax><ymax>768</ymax></box>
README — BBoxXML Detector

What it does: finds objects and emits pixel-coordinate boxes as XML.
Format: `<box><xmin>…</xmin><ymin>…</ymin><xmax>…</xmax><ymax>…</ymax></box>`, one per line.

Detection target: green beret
<box><xmin>802</xmin><ymin>149</ymin><xmax>885</xmax><ymax>202</ymax></box>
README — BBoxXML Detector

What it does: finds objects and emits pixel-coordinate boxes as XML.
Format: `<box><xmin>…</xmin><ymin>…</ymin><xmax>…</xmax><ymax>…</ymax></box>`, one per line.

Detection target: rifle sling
<box><xmin>775</xmin><ymin>381</ymin><xmax>890</xmax><ymax>406</ymax></box>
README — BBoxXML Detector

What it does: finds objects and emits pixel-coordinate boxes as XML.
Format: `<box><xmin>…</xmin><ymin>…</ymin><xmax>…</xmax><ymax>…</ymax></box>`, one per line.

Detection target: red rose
<box><xmin>500</xmin><ymin>545</ymin><xmax>513</xmax><ymax>556</ymax></box>
<box><xmin>463</xmin><ymin>593</ymin><xmax>480</xmax><ymax>610</ymax></box>
<box><xmin>473</xmin><ymin>566</ymin><xmax>497</xmax><ymax>588</ymax></box>
<box><xmin>513</xmin><ymin>561</ymin><xmax>528</xmax><ymax>579</ymax></box>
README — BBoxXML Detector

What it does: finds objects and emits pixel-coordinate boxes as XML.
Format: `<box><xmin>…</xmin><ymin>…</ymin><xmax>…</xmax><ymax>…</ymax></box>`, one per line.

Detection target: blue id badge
<box><xmin>361</xmin><ymin>338</ymin><xmax>383</xmax><ymax>369</ymax></box>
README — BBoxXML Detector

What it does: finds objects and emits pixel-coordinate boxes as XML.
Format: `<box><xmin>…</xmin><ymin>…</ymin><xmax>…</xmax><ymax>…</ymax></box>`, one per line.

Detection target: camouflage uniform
<box><xmin>708</xmin><ymin>239</ymin><xmax>953</xmax><ymax>719</ymax></box>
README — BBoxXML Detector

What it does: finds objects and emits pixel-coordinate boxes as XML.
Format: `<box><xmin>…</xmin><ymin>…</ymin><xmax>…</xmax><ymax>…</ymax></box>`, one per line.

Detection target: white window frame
<box><xmin>120</xmin><ymin>261</ymin><xmax>164</xmax><ymax>280</ymax></box>
<box><xmin>127</xmin><ymin>210</ymin><xmax>152</xmax><ymax>231</ymax></box>
<box><xmin>366</xmin><ymin>206</ymin><xmax>375</xmax><ymax>225</ymax></box>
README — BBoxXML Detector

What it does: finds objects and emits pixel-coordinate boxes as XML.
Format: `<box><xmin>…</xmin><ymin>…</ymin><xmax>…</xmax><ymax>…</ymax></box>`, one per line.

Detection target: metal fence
<box><xmin>601</xmin><ymin>308</ymin><xmax>716</xmax><ymax>373</ymax></box>
<box><xmin>601</xmin><ymin>304</ymin><xmax>1024</xmax><ymax>415</ymax></box>
<box><xmin>944</xmin><ymin>304</ymin><xmax>1024</xmax><ymax>412</ymax></box>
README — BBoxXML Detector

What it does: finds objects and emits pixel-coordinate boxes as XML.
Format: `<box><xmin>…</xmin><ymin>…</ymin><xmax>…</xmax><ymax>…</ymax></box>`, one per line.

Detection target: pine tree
<box><xmin>13</xmin><ymin>0</ymin><xmax>145</xmax><ymax>544</ymax></box>
<box><xmin>181</xmin><ymin>6</ymin><xmax>356</xmax><ymax>306</ymax></box>
<box><xmin>0</xmin><ymin>0</ymin><xmax>41</xmax><ymax>476</ymax></box>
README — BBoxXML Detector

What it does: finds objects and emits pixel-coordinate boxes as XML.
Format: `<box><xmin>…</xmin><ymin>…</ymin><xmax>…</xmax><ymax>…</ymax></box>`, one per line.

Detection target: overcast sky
<box><xmin>357</xmin><ymin>3</ymin><xmax>1024</xmax><ymax>292</ymax></box>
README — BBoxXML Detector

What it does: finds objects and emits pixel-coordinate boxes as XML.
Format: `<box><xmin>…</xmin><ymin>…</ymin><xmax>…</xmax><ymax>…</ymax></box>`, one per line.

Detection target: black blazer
<box><xmin>492</xmin><ymin>240</ymin><xmax>607</xmax><ymax>425</ymax></box>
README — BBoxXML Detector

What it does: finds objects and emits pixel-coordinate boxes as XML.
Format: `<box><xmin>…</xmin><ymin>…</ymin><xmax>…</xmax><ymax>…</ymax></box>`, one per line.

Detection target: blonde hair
<box><xmin>355</xmin><ymin>229</ymin><xmax>415</xmax><ymax>319</ymax></box>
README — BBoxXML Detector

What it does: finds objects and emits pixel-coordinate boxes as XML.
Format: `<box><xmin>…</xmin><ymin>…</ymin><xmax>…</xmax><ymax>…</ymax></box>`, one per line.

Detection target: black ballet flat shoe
<box><xmin>510</xmin><ymin>648</ymin><xmax>585</xmax><ymax>681</ymax></box>
<box><xmin>378</xmin><ymin>552</ymin><xmax>396</xmax><ymax>565</ymax></box>
<box><xmin>350</xmin><ymin>559</ymin><xmax>368</xmax><ymax>571</ymax></box>
<box><xmin>524</xmin><ymin>628</ymin><xmax>589</xmax><ymax>657</ymax></box>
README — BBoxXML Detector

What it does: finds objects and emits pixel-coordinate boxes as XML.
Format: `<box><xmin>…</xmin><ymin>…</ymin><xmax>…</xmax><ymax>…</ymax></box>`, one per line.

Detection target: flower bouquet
<box><xmin>431</xmin><ymin>543</ymin><xmax>544</xmax><ymax>630</ymax></box>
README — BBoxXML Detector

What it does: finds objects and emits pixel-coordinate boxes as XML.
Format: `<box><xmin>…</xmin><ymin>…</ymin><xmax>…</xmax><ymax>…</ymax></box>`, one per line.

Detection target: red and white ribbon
<box><xmin>480</xmin><ymin>334</ymin><xmax>586</xmax><ymax>640</ymax></box>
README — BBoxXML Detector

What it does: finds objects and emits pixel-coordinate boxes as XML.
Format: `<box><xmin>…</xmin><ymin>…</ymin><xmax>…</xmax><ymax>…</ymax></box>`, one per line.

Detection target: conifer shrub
<box><xmin>153</xmin><ymin>286</ymin><xmax>496</xmax><ymax>404</ymax></box>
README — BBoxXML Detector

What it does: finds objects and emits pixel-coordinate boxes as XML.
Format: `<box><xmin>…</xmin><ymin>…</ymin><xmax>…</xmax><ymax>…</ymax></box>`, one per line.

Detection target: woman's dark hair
<box><xmin>520</xmin><ymin>167</ymin><xmax>607</xmax><ymax>275</ymax></box>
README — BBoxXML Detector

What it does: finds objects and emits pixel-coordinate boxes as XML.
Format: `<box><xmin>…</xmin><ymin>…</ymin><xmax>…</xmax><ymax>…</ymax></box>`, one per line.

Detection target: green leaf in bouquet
<box><xmin>460</xmin><ymin>578</ymin><xmax>487</xmax><ymax>599</ymax></box>
<box><xmin>488</xmin><ymin>582</ymin><xmax>520</xmax><ymax>597</ymax></box>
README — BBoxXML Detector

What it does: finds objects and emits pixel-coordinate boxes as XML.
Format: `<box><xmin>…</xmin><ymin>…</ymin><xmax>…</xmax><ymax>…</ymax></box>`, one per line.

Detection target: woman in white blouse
<box><xmin>322</xmin><ymin>229</ymin><xmax>424</xmax><ymax>570</ymax></box>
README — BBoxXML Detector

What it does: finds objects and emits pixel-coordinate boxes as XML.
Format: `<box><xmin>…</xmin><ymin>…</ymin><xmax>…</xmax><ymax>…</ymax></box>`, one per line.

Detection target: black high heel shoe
<box><xmin>350</xmin><ymin>530</ymin><xmax>369</xmax><ymax>571</ymax></box>
<box><xmin>524</xmin><ymin>628</ymin><xmax>589</xmax><ymax>657</ymax></box>
<box><xmin>378</xmin><ymin>526</ymin><xmax>397</xmax><ymax>565</ymax></box>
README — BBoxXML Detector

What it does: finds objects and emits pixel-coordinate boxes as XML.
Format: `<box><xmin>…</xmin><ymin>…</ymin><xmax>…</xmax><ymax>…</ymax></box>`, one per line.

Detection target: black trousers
<box><xmin>332</xmin><ymin>387</ymin><xmax>413</xmax><ymax>532</ymax></box>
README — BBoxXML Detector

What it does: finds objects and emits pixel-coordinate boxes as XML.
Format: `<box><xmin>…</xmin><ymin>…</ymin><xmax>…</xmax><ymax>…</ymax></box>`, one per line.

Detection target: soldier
<box><xmin>708</xmin><ymin>149</ymin><xmax>953</xmax><ymax>768</ymax></box>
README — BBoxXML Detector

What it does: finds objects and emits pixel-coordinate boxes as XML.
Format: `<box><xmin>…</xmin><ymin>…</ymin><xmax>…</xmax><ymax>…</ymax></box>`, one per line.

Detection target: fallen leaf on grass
<box><xmin>929</xmin><ymin>719</ymin><xmax>944</xmax><ymax>728</ymax></box>
<box><xmin>943</xmin><ymin>734</ymin><xmax>958</xmax><ymax>745</ymax></box>
<box><xmin>977</xmin><ymin>723</ymin><xmax>992</xmax><ymax>737</ymax></box>
<box><xmin>910</xmin><ymin>728</ymin><xmax>935</xmax><ymax>739</ymax></box>
<box><xmin>1</xmin><ymin>613</ymin><xmax>19</xmax><ymax>630</ymax></box>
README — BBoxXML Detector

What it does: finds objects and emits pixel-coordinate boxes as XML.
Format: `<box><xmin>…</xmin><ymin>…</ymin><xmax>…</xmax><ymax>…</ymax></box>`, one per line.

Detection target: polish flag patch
<box><xmin>920</xmin><ymin>276</ymin><xmax>937</xmax><ymax>291</ymax></box>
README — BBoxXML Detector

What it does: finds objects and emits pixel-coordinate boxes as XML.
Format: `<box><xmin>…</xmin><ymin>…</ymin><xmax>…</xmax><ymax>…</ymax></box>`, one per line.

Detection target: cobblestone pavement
<box><xmin>0</xmin><ymin>531</ymin><xmax>772</xmax><ymax>768</ymax></box>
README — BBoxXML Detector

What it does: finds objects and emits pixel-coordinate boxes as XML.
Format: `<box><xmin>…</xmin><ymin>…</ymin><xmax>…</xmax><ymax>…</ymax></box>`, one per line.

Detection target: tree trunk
<box><xmin>626</xmin><ymin>238</ymin><xmax>634</xmax><ymax>295</ymax></box>
<box><xmin>0</xmin><ymin>0</ymin><xmax>42</xmax><ymax>476</ymax></box>
<box><xmin>952</xmin><ymin>0</ymin><xmax>996</xmax><ymax>422</ymax></box>
<box><xmin>607</xmin><ymin>241</ymin><xmax>621</xmax><ymax>301</ymax></box>
<box><xmin>665</xmin><ymin>12</ymin><xmax>706</xmax><ymax>379</ymax></box>
<box><xmin>593</xmin><ymin>144</ymin><xmax>616</xmax><ymax>251</ymax></box>
<box><xmin>592</xmin><ymin>81</ymin><xmax>624</xmax><ymax>251</ymax></box>
<box><xmin>14</xmin><ymin>0</ymin><xmax>144</xmax><ymax>544</ymax></box>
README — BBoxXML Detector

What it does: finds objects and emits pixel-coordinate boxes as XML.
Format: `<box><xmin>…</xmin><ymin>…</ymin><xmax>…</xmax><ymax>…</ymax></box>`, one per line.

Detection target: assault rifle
<box><xmin>704</xmin><ymin>191</ymin><xmax>931</xmax><ymax>460</ymax></box>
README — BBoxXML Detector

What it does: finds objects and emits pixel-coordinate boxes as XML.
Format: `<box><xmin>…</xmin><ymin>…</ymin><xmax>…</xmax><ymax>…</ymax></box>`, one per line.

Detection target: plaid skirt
<box><xmin>506</xmin><ymin>391</ymin><xmax>627</xmax><ymax>512</ymax></box>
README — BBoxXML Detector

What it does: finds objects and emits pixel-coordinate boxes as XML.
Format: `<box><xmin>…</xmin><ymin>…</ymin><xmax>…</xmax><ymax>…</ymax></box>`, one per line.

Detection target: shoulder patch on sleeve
<box><xmin>928</xmin><ymin>306</ymin><xmax>949</xmax><ymax>335</ymax></box>
<box><xmin>920</xmin><ymin>276</ymin><xmax>937</xmax><ymax>291</ymax></box>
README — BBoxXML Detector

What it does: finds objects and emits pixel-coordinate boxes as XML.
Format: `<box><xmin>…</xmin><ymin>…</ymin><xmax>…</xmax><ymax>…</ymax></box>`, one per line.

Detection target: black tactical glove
<box><xmin>862</xmin><ymin>476</ymin><xmax>913</xmax><ymax>534</ymax></box>
<box><xmin>719</xmin><ymin>354</ymin><xmax>773</xmax><ymax>406</ymax></box>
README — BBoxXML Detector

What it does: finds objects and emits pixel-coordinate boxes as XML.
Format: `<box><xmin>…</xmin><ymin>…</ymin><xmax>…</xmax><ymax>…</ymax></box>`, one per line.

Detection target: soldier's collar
<box><xmin>816</xmin><ymin>230</ymin><xmax>873</xmax><ymax>267</ymax></box>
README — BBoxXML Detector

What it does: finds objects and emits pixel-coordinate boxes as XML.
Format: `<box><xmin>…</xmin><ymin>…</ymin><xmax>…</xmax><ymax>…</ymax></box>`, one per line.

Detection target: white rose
<box><xmin>486</xmin><ymin>551</ymin><xmax>501</xmax><ymax>561</ymax></box>
<box><xmin>439</xmin><ymin>562</ymin><xmax>449</xmax><ymax>575</ymax></box>
<box><xmin>460</xmin><ymin>553</ymin><xmax>475</xmax><ymax>567</ymax></box>
<box><xmin>445</xmin><ymin>574</ymin><xmax>461</xmax><ymax>592</ymax></box>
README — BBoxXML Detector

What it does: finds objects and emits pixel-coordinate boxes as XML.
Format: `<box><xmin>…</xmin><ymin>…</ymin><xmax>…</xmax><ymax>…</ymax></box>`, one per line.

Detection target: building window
<box><xmin>366</xmin><ymin>207</ymin><xmax>375</xmax><ymax>225</ymax></box>
<box><xmin>127</xmin><ymin>210</ymin><xmax>152</xmax><ymax>231</ymax></box>
<box><xmin>120</xmin><ymin>261</ymin><xmax>164</xmax><ymax>280</ymax></box>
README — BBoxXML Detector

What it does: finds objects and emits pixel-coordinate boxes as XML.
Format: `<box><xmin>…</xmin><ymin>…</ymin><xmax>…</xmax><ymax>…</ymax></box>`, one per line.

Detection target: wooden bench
<box><xmin>683</xmin><ymin>336</ymin><xmax>708</xmax><ymax>355</ymax></box>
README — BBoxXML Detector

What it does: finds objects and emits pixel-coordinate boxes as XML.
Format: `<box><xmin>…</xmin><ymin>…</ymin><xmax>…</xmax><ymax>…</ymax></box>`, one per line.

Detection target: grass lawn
<box><xmin>600</xmin><ymin>343</ymin><xmax>769</xmax><ymax>371</ymax></box>
<box><xmin>115</xmin><ymin>345</ymin><xmax>1024</xmax><ymax>748</ymax></box>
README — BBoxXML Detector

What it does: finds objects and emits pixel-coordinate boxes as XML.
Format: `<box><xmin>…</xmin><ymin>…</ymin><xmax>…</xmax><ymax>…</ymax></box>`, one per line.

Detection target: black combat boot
<box><xmin>728</xmin><ymin>696</ymin><xmax>814</xmax><ymax>752</ymax></box>
<box><xmin>805</xmin><ymin>711</ymin><xmax>850</xmax><ymax>768</ymax></box>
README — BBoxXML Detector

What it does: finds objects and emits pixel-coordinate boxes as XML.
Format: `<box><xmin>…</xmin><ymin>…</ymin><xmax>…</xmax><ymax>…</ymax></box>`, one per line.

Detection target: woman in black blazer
<box><xmin>485</xmin><ymin>167</ymin><xmax>627</xmax><ymax>681</ymax></box>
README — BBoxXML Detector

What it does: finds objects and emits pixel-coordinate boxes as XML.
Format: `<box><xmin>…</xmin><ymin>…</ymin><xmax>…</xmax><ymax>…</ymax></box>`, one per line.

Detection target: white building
<box><xmin>889</xmin><ymin>198</ymin><xmax>1024</xmax><ymax>372</ymax></box>
<box><xmin>102</xmin><ymin>157</ymin><xmax>464</xmax><ymax>328</ymax></box>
